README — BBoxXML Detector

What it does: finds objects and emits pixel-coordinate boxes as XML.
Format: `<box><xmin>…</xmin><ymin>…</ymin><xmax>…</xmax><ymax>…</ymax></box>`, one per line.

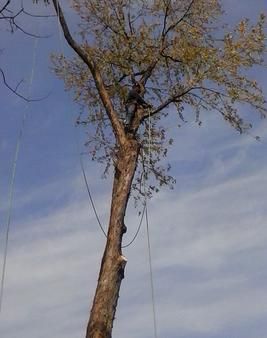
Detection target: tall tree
<box><xmin>38</xmin><ymin>0</ymin><xmax>266</xmax><ymax>337</ymax></box>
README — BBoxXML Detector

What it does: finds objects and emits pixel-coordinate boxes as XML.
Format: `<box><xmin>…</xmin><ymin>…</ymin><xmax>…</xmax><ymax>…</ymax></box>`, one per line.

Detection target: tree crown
<box><xmin>51</xmin><ymin>0</ymin><xmax>266</xmax><ymax>200</ymax></box>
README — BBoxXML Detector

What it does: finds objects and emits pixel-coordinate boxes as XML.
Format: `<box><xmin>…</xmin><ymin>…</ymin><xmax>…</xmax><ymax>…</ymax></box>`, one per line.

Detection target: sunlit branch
<box><xmin>52</xmin><ymin>0</ymin><xmax>126</xmax><ymax>144</ymax></box>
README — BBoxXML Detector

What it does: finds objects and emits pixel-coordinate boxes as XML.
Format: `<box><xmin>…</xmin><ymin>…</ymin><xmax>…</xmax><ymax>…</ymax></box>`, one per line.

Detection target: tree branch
<box><xmin>127</xmin><ymin>9</ymin><xmax>134</xmax><ymax>35</ymax></box>
<box><xmin>160</xmin><ymin>51</ymin><xmax>183</xmax><ymax>63</ymax></box>
<box><xmin>0</xmin><ymin>67</ymin><xmax>49</xmax><ymax>102</ymax></box>
<box><xmin>0</xmin><ymin>4</ymin><xmax>51</xmax><ymax>38</ymax></box>
<box><xmin>117</xmin><ymin>69</ymin><xmax>149</xmax><ymax>83</ymax></box>
<box><xmin>52</xmin><ymin>0</ymin><xmax>127</xmax><ymax>145</ymax></box>
<box><xmin>140</xmin><ymin>60</ymin><xmax>158</xmax><ymax>86</ymax></box>
<box><xmin>22</xmin><ymin>9</ymin><xmax>57</xmax><ymax>18</ymax></box>
<box><xmin>10</xmin><ymin>20</ymin><xmax>51</xmax><ymax>38</ymax></box>
<box><xmin>0</xmin><ymin>0</ymin><xmax>10</xmax><ymax>14</ymax></box>
<box><xmin>144</xmin><ymin>84</ymin><xmax>237</xmax><ymax>120</ymax></box>
<box><xmin>161</xmin><ymin>0</ymin><xmax>171</xmax><ymax>39</ymax></box>
<box><xmin>163</xmin><ymin>0</ymin><xmax>195</xmax><ymax>37</ymax></box>
<box><xmin>143</xmin><ymin>87</ymin><xmax>194</xmax><ymax>119</ymax></box>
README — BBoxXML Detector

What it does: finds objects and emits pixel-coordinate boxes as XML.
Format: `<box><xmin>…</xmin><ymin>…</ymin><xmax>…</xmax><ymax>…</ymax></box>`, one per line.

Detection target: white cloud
<box><xmin>0</xmin><ymin>185</ymin><xmax>106</xmax><ymax>338</ymax></box>
<box><xmin>1</xmin><ymin>139</ymin><xmax>267</xmax><ymax>338</ymax></box>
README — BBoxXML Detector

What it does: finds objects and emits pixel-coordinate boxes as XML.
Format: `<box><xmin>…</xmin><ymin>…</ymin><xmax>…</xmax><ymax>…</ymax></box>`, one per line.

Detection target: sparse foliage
<box><xmin>51</xmin><ymin>0</ymin><xmax>266</xmax><ymax>201</ymax></box>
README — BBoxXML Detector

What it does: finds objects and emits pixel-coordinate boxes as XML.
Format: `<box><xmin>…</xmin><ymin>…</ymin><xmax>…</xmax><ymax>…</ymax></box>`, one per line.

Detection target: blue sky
<box><xmin>0</xmin><ymin>1</ymin><xmax>267</xmax><ymax>338</ymax></box>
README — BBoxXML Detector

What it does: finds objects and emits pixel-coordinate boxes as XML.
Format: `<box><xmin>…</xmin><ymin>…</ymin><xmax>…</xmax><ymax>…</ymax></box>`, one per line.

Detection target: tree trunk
<box><xmin>86</xmin><ymin>137</ymin><xmax>140</xmax><ymax>338</ymax></box>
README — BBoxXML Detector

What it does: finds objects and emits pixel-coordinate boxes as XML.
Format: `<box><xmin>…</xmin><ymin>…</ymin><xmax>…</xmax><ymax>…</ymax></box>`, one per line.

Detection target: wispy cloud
<box><xmin>2</xmin><ymin>153</ymin><xmax>267</xmax><ymax>338</ymax></box>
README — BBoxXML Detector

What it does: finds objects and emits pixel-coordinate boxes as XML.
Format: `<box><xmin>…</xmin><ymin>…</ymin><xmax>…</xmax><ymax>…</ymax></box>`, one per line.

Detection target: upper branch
<box><xmin>161</xmin><ymin>0</ymin><xmax>171</xmax><ymax>40</ymax></box>
<box><xmin>0</xmin><ymin>67</ymin><xmax>49</xmax><ymax>102</ymax></box>
<box><xmin>0</xmin><ymin>3</ymin><xmax>51</xmax><ymax>38</ymax></box>
<box><xmin>143</xmin><ymin>87</ymin><xmax>195</xmax><ymax>120</ymax></box>
<box><xmin>163</xmin><ymin>0</ymin><xmax>195</xmax><ymax>38</ymax></box>
<box><xmin>52</xmin><ymin>0</ymin><xmax>126</xmax><ymax>145</ymax></box>
<box><xmin>140</xmin><ymin>60</ymin><xmax>158</xmax><ymax>86</ymax></box>
<box><xmin>0</xmin><ymin>0</ymin><xmax>10</xmax><ymax>14</ymax></box>
<box><xmin>52</xmin><ymin>0</ymin><xmax>94</xmax><ymax>69</ymax></box>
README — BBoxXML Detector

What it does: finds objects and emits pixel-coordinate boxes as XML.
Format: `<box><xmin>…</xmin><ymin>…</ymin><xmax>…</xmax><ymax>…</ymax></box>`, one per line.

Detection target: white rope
<box><xmin>0</xmin><ymin>37</ymin><xmax>38</xmax><ymax>314</ymax></box>
<box><xmin>79</xmin><ymin>155</ymin><xmax>107</xmax><ymax>237</ymax></box>
<box><xmin>55</xmin><ymin>0</ymin><xmax>108</xmax><ymax>238</ymax></box>
<box><xmin>148</xmin><ymin>109</ymin><xmax>152</xmax><ymax>163</ymax></box>
<box><xmin>144</xmin><ymin>111</ymin><xmax>158</xmax><ymax>338</ymax></box>
<box><xmin>145</xmin><ymin>201</ymin><xmax>158</xmax><ymax>338</ymax></box>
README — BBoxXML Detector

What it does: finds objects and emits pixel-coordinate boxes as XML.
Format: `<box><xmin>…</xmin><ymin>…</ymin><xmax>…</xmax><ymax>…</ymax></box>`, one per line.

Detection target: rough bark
<box><xmin>86</xmin><ymin>137</ymin><xmax>140</xmax><ymax>338</ymax></box>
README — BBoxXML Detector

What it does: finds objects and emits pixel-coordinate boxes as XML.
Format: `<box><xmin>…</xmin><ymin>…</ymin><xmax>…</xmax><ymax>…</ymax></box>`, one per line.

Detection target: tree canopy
<box><xmin>49</xmin><ymin>0</ymin><xmax>266</xmax><ymax>201</ymax></box>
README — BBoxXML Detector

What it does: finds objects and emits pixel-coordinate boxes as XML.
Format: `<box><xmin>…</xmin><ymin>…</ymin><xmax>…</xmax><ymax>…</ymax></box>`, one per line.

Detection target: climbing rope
<box><xmin>0</xmin><ymin>37</ymin><xmax>38</xmax><ymax>313</ymax></box>
<box><xmin>144</xmin><ymin>110</ymin><xmax>158</xmax><ymax>338</ymax></box>
<box><xmin>145</xmin><ymin>202</ymin><xmax>158</xmax><ymax>338</ymax></box>
<box><xmin>79</xmin><ymin>155</ymin><xmax>107</xmax><ymax>237</ymax></box>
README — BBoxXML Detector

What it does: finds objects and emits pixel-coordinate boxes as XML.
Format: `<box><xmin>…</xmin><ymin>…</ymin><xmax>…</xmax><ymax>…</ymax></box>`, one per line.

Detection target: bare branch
<box><xmin>0</xmin><ymin>0</ymin><xmax>10</xmax><ymax>14</ymax></box>
<box><xmin>9</xmin><ymin>20</ymin><xmax>51</xmax><ymax>38</ymax></box>
<box><xmin>0</xmin><ymin>9</ymin><xmax>22</xmax><ymax>20</ymax></box>
<box><xmin>0</xmin><ymin>68</ymin><xmax>49</xmax><ymax>102</ymax></box>
<box><xmin>189</xmin><ymin>92</ymin><xmax>245</xmax><ymax>133</ymax></box>
<box><xmin>146</xmin><ymin>84</ymin><xmax>241</xmax><ymax>120</ymax></box>
<box><xmin>143</xmin><ymin>87</ymin><xmax>194</xmax><ymax>119</ymax></box>
<box><xmin>110</xmin><ymin>2</ymin><xmax>129</xmax><ymax>40</ymax></box>
<box><xmin>22</xmin><ymin>9</ymin><xmax>57</xmax><ymax>18</ymax></box>
<box><xmin>14</xmin><ymin>79</ymin><xmax>24</xmax><ymax>92</ymax></box>
<box><xmin>0</xmin><ymin>3</ymin><xmax>51</xmax><ymax>38</ymax></box>
<box><xmin>127</xmin><ymin>10</ymin><xmax>134</xmax><ymax>35</ymax></box>
<box><xmin>140</xmin><ymin>60</ymin><xmax>158</xmax><ymax>86</ymax></box>
<box><xmin>160</xmin><ymin>51</ymin><xmax>183</xmax><ymax>63</ymax></box>
<box><xmin>0</xmin><ymin>68</ymin><xmax>30</xmax><ymax>102</ymax></box>
<box><xmin>161</xmin><ymin>0</ymin><xmax>171</xmax><ymax>39</ymax></box>
<box><xmin>118</xmin><ymin>69</ymin><xmax>149</xmax><ymax>83</ymax></box>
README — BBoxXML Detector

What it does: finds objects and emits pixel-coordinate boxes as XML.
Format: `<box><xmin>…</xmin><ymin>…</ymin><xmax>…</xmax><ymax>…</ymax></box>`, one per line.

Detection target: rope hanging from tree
<box><xmin>0</xmin><ymin>37</ymin><xmax>39</xmax><ymax>314</ymax></box>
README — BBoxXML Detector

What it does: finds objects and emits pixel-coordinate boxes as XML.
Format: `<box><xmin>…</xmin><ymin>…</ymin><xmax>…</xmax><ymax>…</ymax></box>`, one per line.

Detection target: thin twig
<box><xmin>0</xmin><ymin>68</ymin><xmax>50</xmax><ymax>102</ymax></box>
<box><xmin>0</xmin><ymin>0</ymin><xmax>10</xmax><ymax>14</ymax></box>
